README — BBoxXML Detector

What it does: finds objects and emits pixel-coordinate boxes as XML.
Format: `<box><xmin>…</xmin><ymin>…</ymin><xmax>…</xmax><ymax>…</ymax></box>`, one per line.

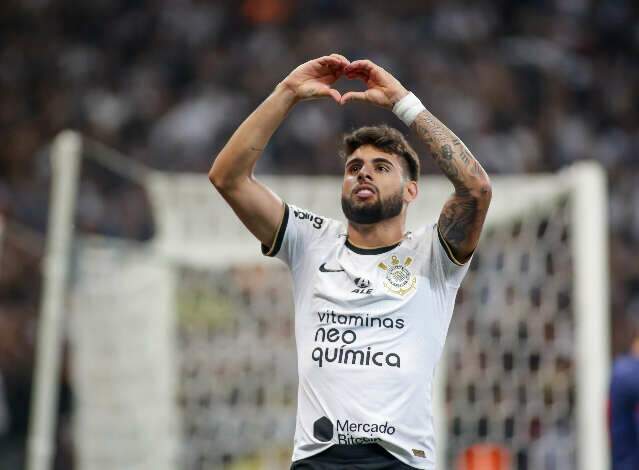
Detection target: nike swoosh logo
<box><xmin>319</xmin><ymin>263</ymin><xmax>345</xmax><ymax>273</ymax></box>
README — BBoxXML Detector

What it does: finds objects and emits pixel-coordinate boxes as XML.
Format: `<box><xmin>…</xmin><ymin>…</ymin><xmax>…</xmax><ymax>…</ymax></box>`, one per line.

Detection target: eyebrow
<box><xmin>345</xmin><ymin>157</ymin><xmax>396</xmax><ymax>168</ymax></box>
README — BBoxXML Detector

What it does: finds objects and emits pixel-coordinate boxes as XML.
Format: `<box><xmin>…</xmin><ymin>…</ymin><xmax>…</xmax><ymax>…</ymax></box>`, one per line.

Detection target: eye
<box><xmin>376</xmin><ymin>165</ymin><xmax>390</xmax><ymax>172</ymax></box>
<box><xmin>348</xmin><ymin>165</ymin><xmax>360</xmax><ymax>174</ymax></box>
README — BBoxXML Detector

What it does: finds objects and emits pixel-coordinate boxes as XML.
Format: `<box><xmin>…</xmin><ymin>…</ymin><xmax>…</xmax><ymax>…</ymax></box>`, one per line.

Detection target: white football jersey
<box><xmin>263</xmin><ymin>203</ymin><xmax>472</xmax><ymax>469</ymax></box>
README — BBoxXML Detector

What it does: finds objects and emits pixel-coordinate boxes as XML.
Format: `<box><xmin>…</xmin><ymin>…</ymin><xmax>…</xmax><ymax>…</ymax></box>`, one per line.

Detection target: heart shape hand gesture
<box><xmin>279</xmin><ymin>54</ymin><xmax>409</xmax><ymax>110</ymax></box>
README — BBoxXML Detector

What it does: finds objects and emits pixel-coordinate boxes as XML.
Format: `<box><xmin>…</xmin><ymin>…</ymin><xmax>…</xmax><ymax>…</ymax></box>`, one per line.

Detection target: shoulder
<box><xmin>413</xmin><ymin>222</ymin><xmax>469</xmax><ymax>267</ymax></box>
<box><xmin>289</xmin><ymin>205</ymin><xmax>327</xmax><ymax>230</ymax></box>
<box><xmin>403</xmin><ymin>221</ymin><xmax>473</xmax><ymax>287</ymax></box>
<box><xmin>408</xmin><ymin>223</ymin><xmax>437</xmax><ymax>244</ymax></box>
<box><xmin>612</xmin><ymin>355</ymin><xmax>639</xmax><ymax>374</ymax></box>
<box><xmin>263</xmin><ymin>203</ymin><xmax>343</xmax><ymax>260</ymax></box>
<box><xmin>611</xmin><ymin>355</ymin><xmax>639</xmax><ymax>391</ymax></box>
<box><xmin>403</xmin><ymin>222</ymin><xmax>439</xmax><ymax>256</ymax></box>
<box><xmin>287</xmin><ymin>203</ymin><xmax>345</xmax><ymax>241</ymax></box>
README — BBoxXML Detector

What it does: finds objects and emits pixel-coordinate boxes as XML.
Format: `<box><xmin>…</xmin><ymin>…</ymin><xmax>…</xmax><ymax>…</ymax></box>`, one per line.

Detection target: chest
<box><xmin>308</xmin><ymin>245</ymin><xmax>433</xmax><ymax>314</ymax></box>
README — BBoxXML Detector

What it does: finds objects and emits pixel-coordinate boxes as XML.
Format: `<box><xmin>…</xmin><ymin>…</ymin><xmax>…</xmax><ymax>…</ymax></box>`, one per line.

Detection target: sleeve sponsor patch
<box><xmin>292</xmin><ymin>207</ymin><xmax>324</xmax><ymax>229</ymax></box>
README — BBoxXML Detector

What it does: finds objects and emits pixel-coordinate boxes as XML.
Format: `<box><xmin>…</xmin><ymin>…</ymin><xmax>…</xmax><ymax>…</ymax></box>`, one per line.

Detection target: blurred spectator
<box><xmin>609</xmin><ymin>311</ymin><xmax>639</xmax><ymax>470</ymax></box>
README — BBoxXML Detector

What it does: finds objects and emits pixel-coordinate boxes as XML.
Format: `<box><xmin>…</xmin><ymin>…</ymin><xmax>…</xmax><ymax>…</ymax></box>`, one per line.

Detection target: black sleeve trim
<box><xmin>437</xmin><ymin>224</ymin><xmax>467</xmax><ymax>266</ymax></box>
<box><xmin>261</xmin><ymin>203</ymin><xmax>289</xmax><ymax>257</ymax></box>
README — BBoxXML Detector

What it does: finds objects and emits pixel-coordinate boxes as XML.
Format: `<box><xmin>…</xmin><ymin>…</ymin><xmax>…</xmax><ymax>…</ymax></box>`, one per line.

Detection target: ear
<box><xmin>403</xmin><ymin>180</ymin><xmax>418</xmax><ymax>204</ymax></box>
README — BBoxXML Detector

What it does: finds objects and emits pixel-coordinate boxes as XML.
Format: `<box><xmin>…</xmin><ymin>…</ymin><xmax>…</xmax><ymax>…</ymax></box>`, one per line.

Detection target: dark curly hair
<box><xmin>339</xmin><ymin>125</ymin><xmax>420</xmax><ymax>181</ymax></box>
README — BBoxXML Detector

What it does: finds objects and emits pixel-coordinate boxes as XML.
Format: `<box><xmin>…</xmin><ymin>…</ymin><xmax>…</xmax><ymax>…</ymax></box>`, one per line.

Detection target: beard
<box><xmin>341</xmin><ymin>188</ymin><xmax>404</xmax><ymax>224</ymax></box>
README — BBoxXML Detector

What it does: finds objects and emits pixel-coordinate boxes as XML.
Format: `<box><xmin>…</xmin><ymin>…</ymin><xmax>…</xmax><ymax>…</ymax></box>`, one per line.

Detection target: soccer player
<box><xmin>610</xmin><ymin>312</ymin><xmax>639</xmax><ymax>470</ymax></box>
<box><xmin>209</xmin><ymin>54</ymin><xmax>492</xmax><ymax>469</ymax></box>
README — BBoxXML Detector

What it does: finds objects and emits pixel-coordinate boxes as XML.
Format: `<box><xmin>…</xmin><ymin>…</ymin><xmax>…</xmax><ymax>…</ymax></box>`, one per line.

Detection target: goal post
<box><xmin>571</xmin><ymin>163</ymin><xmax>609</xmax><ymax>470</ymax></box>
<box><xmin>31</xmin><ymin>130</ymin><xmax>610</xmax><ymax>470</ymax></box>
<box><xmin>28</xmin><ymin>131</ymin><xmax>82</xmax><ymax>470</ymax></box>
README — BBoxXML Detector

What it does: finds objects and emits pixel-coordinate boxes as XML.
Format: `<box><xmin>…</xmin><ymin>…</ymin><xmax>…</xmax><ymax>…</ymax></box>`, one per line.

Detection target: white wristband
<box><xmin>392</xmin><ymin>92</ymin><xmax>426</xmax><ymax>127</ymax></box>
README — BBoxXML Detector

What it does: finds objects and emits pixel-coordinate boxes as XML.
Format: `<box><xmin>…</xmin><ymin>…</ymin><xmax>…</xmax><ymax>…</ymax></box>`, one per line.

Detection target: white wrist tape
<box><xmin>392</xmin><ymin>92</ymin><xmax>426</xmax><ymax>127</ymax></box>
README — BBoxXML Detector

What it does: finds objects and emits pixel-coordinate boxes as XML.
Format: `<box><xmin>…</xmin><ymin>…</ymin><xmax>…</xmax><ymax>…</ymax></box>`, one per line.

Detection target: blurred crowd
<box><xmin>0</xmin><ymin>0</ymin><xmax>638</xmax><ymax>468</ymax></box>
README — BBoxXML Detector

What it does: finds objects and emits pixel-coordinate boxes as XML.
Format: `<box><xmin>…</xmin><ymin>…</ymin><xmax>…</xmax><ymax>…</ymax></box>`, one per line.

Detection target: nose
<box><xmin>357</xmin><ymin>164</ymin><xmax>373</xmax><ymax>182</ymax></box>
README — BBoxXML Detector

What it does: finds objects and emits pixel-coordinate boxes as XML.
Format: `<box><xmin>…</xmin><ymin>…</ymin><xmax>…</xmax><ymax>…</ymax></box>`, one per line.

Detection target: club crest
<box><xmin>378</xmin><ymin>255</ymin><xmax>416</xmax><ymax>296</ymax></box>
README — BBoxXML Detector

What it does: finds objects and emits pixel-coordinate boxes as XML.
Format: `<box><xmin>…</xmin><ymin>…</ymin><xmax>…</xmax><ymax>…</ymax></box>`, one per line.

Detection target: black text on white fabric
<box><xmin>293</xmin><ymin>208</ymin><xmax>324</xmax><ymax>229</ymax></box>
<box><xmin>311</xmin><ymin>311</ymin><xmax>403</xmax><ymax>368</ymax></box>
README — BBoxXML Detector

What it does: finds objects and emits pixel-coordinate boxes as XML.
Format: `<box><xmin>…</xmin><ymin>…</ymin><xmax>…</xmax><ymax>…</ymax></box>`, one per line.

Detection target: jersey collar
<box><xmin>344</xmin><ymin>238</ymin><xmax>401</xmax><ymax>255</ymax></box>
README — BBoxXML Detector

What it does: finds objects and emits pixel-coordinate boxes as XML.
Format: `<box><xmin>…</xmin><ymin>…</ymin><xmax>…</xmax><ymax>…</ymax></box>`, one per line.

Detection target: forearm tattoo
<box><xmin>411</xmin><ymin>110</ymin><xmax>491</xmax><ymax>259</ymax></box>
<box><xmin>412</xmin><ymin>112</ymin><xmax>487</xmax><ymax>187</ymax></box>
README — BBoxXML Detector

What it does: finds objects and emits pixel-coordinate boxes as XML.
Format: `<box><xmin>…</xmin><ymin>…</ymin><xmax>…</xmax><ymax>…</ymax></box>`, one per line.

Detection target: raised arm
<box><xmin>340</xmin><ymin>60</ymin><xmax>492</xmax><ymax>263</ymax></box>
<box><xmin>410</xmin><ymin>109</ymin><xmax>491</xmax><ymax>263</ymax></box>
<box><xmin>209</xmin><ymin>54</ymin><xmax>349</xmax><ymax>248</ymax></box>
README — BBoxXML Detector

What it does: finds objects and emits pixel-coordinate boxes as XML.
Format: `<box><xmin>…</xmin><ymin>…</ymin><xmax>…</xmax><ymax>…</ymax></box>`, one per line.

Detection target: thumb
<box><xmin>313</xmin><ymin>86</ymin><xmax>341</xmax><ymax>103</ymax></box>
<box><xmin>326</xmin><ymin>88</ymin><xmax>342</xmax><ymax>104</ymax></box>
<box><xmin>340</xmin><ymin>91</ymin><xmax>368</xmax><ymax>105</ymax></box>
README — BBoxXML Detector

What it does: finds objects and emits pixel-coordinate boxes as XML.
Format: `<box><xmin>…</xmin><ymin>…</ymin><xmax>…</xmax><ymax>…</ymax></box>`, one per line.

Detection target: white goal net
<box><xmin>29</xmin><ymin>131</ymin><xmax>610</xmax><ymax>470</ymax></box>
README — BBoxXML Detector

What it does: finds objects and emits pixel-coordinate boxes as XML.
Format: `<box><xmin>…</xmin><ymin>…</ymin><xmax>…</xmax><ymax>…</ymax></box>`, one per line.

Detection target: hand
<box><xmin>340</xmin><ymin>60</ymin><xmax>409</xmax><ymax>109</ymax></box>
<box><xmin>279</xmin><ymin>53</ymin><xmax>350</xmax><ymax>104</ymax></box>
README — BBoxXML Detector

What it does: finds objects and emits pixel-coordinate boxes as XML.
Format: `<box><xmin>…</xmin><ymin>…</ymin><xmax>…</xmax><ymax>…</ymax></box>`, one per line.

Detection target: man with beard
<box><xmin>209</xmin><ymin>54</ymin><xmax>491</xmax><ymax>469</ymax></box>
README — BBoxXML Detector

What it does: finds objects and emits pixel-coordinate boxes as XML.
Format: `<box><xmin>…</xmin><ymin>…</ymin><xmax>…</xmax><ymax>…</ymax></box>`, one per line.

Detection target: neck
<box><xmin>346</xmin><ymin>212</ymin><xmax>406</xmax><ymax>249</ymax></box>
<box><xmin>632</xmin><ymin>338</ymin><xmax>639</xmax><ymax>357</ymax></box>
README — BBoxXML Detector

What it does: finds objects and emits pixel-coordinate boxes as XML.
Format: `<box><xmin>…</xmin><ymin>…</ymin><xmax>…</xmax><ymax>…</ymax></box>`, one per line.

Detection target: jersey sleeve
<box><xmin>261</xmin><ymin>203</ymin><xmax>330</xmax><ymax>270</ymax></box>
<box><xmin>414</xmin><ymin>223</ymin><xmax>473</xmax><ymax>288</ymax></box>
<box><xmin>433</xmin><ymin>223</ymin><xmax>474</xmax><ymax>287</ymax></box>
<box><xmin>431</xmin><ymin>224</ymin><xmax>474</xmax><ymax>288</ymax></box>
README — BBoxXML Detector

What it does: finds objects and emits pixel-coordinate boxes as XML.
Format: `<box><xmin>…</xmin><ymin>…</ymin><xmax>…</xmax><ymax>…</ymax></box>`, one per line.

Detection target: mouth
<box><xmin>352</xmin><ymin>184</ymin><xmax>377</xmax><ymax>200</ymax></box>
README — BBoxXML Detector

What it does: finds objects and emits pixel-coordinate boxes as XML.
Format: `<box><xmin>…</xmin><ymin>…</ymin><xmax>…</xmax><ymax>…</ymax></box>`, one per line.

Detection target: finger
<box><xmin>319</xmin><ymin>55</ymin><xmax>346</xmax><ymax>67</ymax></box>
<box><xmin>340</xmin><ymin>91</ymin><xmax>368</xmax><ymax>105</ymax></box>
<box><xmin>345</xmin><ymin>59</ymin><xmax>375</xmax><ymax>73</ymax></box>
<box><xmin>345</xmin><ymin>64</ymin><xmax>369</xmax><ymax>75</ymax></box>
<box><xmin>318</xmin><ymin>57</ymin><xmax>347</xmax><ymax>75</ymax></box>
<box><xmin>346</xmin><ymin>69</ymin><xmax>369</xmax><ymax>81</ymax></box>
<box><xmin>327</xmin><ymin>88</ymin><xmax>342</xmax><ymax>104</ymax></box>
<box><xmin>329</xmin><ymin>53</ymin><xmax>349</xmax><ymax>64</ymax></box>
<box><xmin>314</xmin><ymin>87</ymin><xmax>341</xmax><ymax>103</ymax></box>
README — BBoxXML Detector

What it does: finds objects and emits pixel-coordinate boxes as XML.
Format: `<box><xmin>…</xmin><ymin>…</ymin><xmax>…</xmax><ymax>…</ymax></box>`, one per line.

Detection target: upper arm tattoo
<box><xmin>439</xmin><ymin>189</ymin><xmax>479</xmax><ymax>245</ymax></box>
<box><xmin>438</xmin><ymin>189</ymin><xmax>490</xmax><ymax>262</ymax></box>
